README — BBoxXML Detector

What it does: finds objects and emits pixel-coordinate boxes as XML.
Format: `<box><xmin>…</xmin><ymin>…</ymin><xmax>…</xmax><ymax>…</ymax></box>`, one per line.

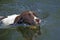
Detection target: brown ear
<box><xmin>14</xmin><ymin>11</ymin><xmax>27</xmax><ymax>24</ymax></box>
<box><xmin>14</xmin><ymin>15</ymin><xmax>22</xmax><ymax>24</ymax></box>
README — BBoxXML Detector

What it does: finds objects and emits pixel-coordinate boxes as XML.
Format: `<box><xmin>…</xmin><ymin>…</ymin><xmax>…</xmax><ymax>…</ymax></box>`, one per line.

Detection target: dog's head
<box><xmin>14</xmin><ymin>11</ymin><xmax>41</xmax><ymax>25</ymax></box>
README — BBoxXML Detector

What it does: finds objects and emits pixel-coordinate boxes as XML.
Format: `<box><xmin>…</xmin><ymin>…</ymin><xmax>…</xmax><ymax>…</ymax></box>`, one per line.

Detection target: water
<box><xmin>0</xmin><ymin>0</ymin><xmax>60</xmax><ymax>40</ymax></box>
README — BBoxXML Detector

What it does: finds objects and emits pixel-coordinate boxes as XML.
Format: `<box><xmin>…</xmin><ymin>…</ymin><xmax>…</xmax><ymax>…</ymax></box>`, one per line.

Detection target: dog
<box><xmin>0</xmin><ymin>11</ymin><xmax>41</xmax><ymax>26</ymax></box>
<box><xmin>0</xmin><ymin>11</ymin><xmax>41</xmax><ymax>40</ymax></box>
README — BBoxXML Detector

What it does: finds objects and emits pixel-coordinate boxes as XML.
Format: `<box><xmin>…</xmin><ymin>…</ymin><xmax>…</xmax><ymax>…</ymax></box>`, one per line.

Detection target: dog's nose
<box><xmin>35</xmin><ymin>19</ymin><xmax>41</xmax><ymax>24</ymax></box>
<box><xmin>34</xmin><ymin>16</ymin><xmax>41</xmax><ymax>24</ymax></box>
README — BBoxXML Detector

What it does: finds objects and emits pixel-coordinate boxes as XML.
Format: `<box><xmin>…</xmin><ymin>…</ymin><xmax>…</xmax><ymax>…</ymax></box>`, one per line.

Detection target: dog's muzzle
<box><xmin>34</xmin><ymin>16</ymin><xmax>41</xmax><ymax>25</ymax></box>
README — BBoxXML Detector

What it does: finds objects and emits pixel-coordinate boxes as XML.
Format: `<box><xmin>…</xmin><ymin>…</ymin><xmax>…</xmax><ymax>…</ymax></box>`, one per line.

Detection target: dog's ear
<box><xmin>14</xmin><ymin>15</ymin><xmax>23</xmax><ymax>24</ymax></box>
<box><xmin>14</xmin><ymin>11</ymin><xmax>27</xmax><ymax>24</ymax></box>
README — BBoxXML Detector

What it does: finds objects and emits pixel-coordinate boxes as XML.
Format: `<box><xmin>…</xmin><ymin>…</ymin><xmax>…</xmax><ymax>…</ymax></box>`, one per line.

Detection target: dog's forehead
<box><xmin>22</xmin><ymin>11</ymin><xmax>37</xmax><ymax>17</ymax></box>
<box><xmin>29</xmin><ymin>11</ymin><xmax>37</xmax><ymax>16</ymax></box>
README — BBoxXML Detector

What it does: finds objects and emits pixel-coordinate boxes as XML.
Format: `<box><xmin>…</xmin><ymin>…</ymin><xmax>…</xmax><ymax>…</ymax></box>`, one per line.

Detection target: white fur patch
<box><xmin>1</xmin><ymin>14</ymin><xmax>19</xmax><ymax>25</ymax></box>
<box><xmin>34</xmin><ymin>16</ymin><xmax>38</xmax><ymax>24</ymax></box>
<box><xmin>34</xmin><ymin>16</ymin><xmax>38</xmax><ymax>19</ymax></box>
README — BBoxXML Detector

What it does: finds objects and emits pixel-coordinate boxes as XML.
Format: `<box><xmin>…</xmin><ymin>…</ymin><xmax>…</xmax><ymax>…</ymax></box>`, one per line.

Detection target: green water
<box><xmin>0</xmin><ymin>0</ymin><xmax>60</xmax><ymax>40</ymax></box>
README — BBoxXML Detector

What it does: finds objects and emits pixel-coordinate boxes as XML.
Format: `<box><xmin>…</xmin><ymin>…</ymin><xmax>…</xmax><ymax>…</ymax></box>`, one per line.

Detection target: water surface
<box><xmin>0</xmin><ymin>0</ymin><xmax>60</xmax><ymax>40</ymax></box>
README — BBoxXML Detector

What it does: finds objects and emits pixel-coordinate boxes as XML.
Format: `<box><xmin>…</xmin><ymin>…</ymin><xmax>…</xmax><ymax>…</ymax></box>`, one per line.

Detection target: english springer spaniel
<box><xmin>0</xmin><ymin>11</ymin><xmax>41</xmax><ymax>26</ymax></box>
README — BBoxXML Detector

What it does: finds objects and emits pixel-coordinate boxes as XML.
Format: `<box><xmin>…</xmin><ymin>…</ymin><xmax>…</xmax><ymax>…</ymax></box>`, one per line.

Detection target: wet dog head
<box><xmin>14</xmin><ymin>11</ymin><xmax>41</xmax><ymax>25</ymax></box>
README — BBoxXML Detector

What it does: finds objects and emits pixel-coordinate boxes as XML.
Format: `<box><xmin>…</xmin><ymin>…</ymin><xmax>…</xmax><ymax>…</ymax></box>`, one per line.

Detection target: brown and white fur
<box><xmin>1</xmin><ymin>11</ymin><xmax>41</xmax><ymax>26</ymax></box>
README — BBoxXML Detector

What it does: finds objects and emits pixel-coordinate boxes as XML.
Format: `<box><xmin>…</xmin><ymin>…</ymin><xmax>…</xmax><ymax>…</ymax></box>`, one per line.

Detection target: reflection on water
<box><xmin>0</xmin><ymin>0</ymin><xmax>60</xmax><ymax>40</ymax></box>
<box><xmin>0</xmin><ymin>25</ymin><xmax>41</xmax><ymax>40</ymax></box>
